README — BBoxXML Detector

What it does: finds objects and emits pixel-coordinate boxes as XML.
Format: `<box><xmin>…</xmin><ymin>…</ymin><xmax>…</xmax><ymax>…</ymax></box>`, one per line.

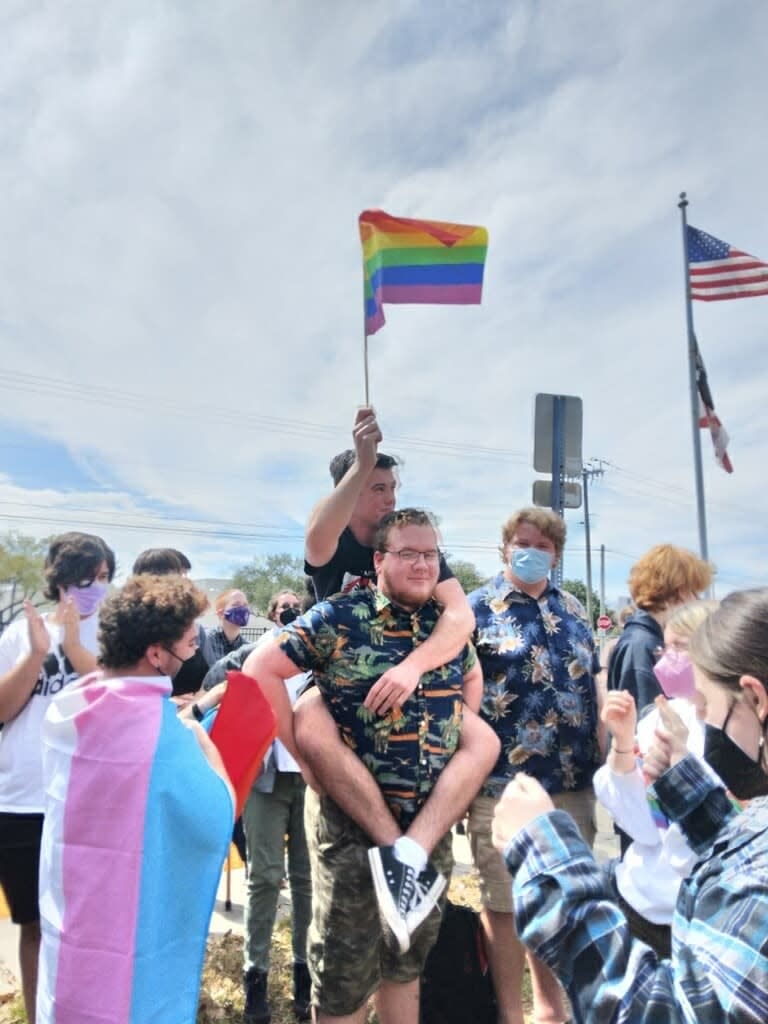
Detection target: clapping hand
<box><xmin>24</xmin><ymin>600</ymin><xmax>49</xmax><ymax>657</ymax></box>
<box><xmin>601</xmin><ymin>691</ymin><xmax>637</xmax><ymax>754</ymax></box>
<box><xmin>644</xmin><ymin>696</ymin><xmax>689</xmax><ymax>783</ymax></box>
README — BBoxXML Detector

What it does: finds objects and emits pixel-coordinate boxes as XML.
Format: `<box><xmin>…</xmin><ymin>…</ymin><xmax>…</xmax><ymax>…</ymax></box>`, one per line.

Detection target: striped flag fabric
<box><xmin>688</xmin><ymin>226</ymin><xmax>768</xmax><ymax>301</ymax></box>
<box><xmin>695</xmin><ymin>337</ymin><xmax>733</xmax><ymax>473</ymax></box>
<box><xmin>38</xmin><ymin>673</ymin><xmax>235</xmax><ymax>1024</ymax></box>
<box><xmin>359</xmin><ymin>209</ymin><xmax>488</xmax><ymax>335</ymax></box>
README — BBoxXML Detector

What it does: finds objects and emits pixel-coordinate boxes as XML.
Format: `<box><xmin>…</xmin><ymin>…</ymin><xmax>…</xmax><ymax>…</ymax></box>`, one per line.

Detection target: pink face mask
<box><xmin>653</xmin><ymin>649</ymin><xmax>696</xmax><ymax>699</ymax></box>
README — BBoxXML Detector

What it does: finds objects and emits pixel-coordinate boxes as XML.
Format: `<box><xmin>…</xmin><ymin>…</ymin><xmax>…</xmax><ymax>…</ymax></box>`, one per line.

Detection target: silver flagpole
<box><xmin>678</xmin><ymin>192</ymin><xmax>709</xmax><ymax>562</ymax></box>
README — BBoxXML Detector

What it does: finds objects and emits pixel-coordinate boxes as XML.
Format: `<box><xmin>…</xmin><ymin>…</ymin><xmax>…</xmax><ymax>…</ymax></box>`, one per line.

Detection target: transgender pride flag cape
<box><xmin>37</xmin><ymin>672</ymin><xmax>234</xmax><ymax>1024</ymax></box>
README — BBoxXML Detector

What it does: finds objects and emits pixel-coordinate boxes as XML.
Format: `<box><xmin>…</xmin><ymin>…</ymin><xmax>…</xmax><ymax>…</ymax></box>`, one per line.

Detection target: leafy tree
<box><xmin>232</xmin><ymin>553</ymin><xmax>307</xmax><ymax>615</ymax></box>
<box><xmin>0</xmin><ymin>532</ymin><xmax>48</xmax><ymax>636</ymax></box>
<box><xmin>446</xmin><ymin>558</ymin><xmax>487</xmax><ymax>595</ymax></box>
<box><xmin>560</xmin><ymin>577</ymin><xmax>610</xmax><ymax>629</ymax></box>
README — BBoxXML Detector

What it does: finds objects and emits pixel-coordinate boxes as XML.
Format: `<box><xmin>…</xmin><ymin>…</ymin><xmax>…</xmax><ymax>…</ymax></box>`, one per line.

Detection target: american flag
<box><xmin>688</xmin><ymin>226</ymin><xmax>768</xmax><ymax>301</ymax></box>
<box><xmin>695</xmin><ymin>337</ymin><xmax>733</xmax><ymax>473</ymax></box>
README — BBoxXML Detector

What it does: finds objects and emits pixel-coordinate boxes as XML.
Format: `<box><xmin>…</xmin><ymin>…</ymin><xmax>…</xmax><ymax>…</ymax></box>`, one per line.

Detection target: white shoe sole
<box><xmin>367</xmin><ymin>848</ymin><xmax>411</xmax><ymax>954</ymax></box>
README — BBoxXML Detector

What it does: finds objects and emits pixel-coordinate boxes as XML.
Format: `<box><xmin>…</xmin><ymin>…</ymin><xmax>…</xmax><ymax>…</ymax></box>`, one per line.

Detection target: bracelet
<box><xmin>191</xmin><ymin>703</ymin><xmax>205</xmax><ymax>723</ymax></box>
<box><xmin>613</xmin><ymin>746</ymin><xmax>634</xmax><ymax>754</ymax></box>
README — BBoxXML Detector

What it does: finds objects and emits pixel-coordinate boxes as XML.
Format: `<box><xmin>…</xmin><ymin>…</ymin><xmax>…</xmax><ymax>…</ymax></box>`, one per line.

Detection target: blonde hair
<box><xmin>666</xmin><ymin>599</ymin><xmax>719</xmax><ymax>640</ymax></box>
<box><xmin>628</xmin><ymin>544</ymin><xmax>713</xmax><ymax>612</ymax></box>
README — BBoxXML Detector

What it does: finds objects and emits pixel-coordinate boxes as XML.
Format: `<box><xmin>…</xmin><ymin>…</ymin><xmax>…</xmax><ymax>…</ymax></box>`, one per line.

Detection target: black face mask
<box><xmin>703</xmin><ymin>702</ymin><xmax>768</xmax><ymax>799</ymax></box>
<box><xmin>279</xmin><ymin>606</ymin><xmax>300</xmax><ymax>626</ymax></box>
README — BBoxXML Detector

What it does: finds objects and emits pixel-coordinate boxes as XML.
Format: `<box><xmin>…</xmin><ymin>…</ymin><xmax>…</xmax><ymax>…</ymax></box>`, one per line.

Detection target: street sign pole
<box><xmin>551</xmin><ymin>396</ymin><xmax>566</xmax><ymax>585</ymax></box>
<box><xmin>582</xmin><ymin>464</ymin><xmax>593</xmax><ymax>625</ymax></box>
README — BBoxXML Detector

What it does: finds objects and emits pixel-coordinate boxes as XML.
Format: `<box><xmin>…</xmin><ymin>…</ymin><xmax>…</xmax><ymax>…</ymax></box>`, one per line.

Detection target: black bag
<box><xmin>420</xmin><ymin>901</ymin><xmax>497</xmax><ymax>1024</ymax></box>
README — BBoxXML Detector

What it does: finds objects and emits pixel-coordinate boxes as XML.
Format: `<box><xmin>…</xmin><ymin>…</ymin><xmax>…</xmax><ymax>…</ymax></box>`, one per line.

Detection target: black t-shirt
<box><xmin>305</xmin><ymin>526</ymin><xmax>453</xmax><ymax>601</ymax></box>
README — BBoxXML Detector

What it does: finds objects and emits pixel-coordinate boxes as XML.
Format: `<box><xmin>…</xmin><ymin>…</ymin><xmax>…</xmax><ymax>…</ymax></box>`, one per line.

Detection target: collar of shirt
<box><xmin>492</xmin><ymin>572</ymin><xmax>561</xmax><ymax>605</ymax></box>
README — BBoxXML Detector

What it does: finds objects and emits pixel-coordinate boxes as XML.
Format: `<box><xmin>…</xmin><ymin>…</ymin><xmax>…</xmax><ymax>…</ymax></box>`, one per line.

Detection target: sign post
<box><xmin>533</xmin><ymin>394</ymin><xmax>584</xmax><ymax>586</ymax></box>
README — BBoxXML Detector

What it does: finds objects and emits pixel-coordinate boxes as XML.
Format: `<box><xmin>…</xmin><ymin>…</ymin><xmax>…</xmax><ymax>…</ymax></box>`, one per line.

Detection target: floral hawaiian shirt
<box><xmin>278</xmin><ymin>585</ymin><xmax>476</xmax><ymax>826</ymax></box>
<box><xmin>469</xmin><ymin>573</ymin><xmax>600</xmax><ymax>797</ymax></box>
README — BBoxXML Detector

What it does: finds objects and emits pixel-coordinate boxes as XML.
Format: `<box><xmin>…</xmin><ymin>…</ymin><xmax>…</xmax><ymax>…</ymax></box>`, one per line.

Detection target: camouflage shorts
<box><xmin>304</xmin><ymin>790</ymin><xmax>453</xmax><ymax>1017</ymax></box>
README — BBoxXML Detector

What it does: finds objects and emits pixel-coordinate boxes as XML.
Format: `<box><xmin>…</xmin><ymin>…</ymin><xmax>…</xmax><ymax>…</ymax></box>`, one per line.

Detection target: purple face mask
<box><xmin>653</xmin><ymin>649</ymin><xmax>696</xmax><ymax>699</ymax></box>
<box><xmin>223</xmin><ymin>605</ymin><xmax>250</xmax><ymax>627</ymax></box>
<box><xmin>64</xmin><ymin>581</ymin><xmax>109</xmax><ymax>618</ymax></box>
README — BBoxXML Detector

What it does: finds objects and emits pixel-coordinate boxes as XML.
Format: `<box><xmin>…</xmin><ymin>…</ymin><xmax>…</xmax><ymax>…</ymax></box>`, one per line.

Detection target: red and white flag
<box><xmin>695</xmin><ymin>338</ymin><xmax>733</xmax><ymax>473</ymax></box>
<box><xmin>688</xmin><ymin>225</ymin><xmax>768</xmax><ymax>301</ymax></box>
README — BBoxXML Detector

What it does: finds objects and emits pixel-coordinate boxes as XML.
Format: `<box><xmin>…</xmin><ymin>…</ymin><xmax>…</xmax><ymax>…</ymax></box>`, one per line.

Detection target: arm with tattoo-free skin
<box><xmin>0</xmin><ymin>601</ymin><xmax>50</xmax><ymax>722</ymax></box>
<box><xmin>304</xmin><ymin>408</ymin><xmax>382</xmax><ymax>568</ymax></box>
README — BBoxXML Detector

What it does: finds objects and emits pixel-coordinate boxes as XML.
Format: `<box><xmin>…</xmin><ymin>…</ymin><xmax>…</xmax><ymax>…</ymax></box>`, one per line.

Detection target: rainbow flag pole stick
<box><xmin>358</xmin><ymin>209</ymin><xmax>488</xmax><ymax>401</ymax></box>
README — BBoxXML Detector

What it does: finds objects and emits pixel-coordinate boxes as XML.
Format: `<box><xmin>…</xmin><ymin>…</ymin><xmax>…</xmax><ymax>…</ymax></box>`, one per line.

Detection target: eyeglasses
<box><xmin>653</xmin><ymin>640</ymin><xmax>689</xmax><ymax>659</ymax></box>
<box><xmin>384</xmin><ymin>548</ymin><xmax>440</xmax><ymax>564</ymax></box>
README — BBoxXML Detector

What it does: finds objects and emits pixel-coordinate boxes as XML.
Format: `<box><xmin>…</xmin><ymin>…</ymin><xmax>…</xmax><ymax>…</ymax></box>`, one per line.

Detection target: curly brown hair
<box><xmin>98</xmin><ymin>574</ymin><xmax>208</xmax><ymax>669</ymax></box>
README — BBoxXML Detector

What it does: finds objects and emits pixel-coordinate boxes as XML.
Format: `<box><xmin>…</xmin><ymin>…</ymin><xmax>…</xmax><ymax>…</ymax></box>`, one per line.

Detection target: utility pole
<box><xmin>581</xmin><ymin>459</ymin><xmax>607</xmax><ymax>625</ymax></box>
<box><xmin>600</xmin><ymin>544</ymin><xmax>606</xmax><ymax>618</ymax></box>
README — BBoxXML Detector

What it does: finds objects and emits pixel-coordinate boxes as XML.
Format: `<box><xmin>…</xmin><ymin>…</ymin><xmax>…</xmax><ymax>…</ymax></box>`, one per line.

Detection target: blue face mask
<box><xmin>510</xmin><ymin>547</ymin><xmax>553</xmax><ymax>585</ymax></box>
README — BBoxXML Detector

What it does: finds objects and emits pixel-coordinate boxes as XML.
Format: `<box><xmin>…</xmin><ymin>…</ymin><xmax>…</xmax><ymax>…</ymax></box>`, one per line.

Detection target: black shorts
<box><xmin>0</xmin><ymin>812</ymin><xmax>43</xmax><ymax>925</ymax></box>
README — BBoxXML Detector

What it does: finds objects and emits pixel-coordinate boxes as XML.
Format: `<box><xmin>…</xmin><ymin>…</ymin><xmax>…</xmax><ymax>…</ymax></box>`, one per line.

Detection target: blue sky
<box><xmin>1</xmin><ymin>0</ymin><xmax>767</xmax><ymax>603</ymax></box>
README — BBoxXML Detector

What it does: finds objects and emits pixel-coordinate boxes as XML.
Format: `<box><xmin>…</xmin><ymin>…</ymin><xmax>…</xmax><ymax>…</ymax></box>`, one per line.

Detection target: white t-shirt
<box><xmin>0</xmin><ymin>612</ymin><xmax>100</xmax><ymax>812</ymax></box>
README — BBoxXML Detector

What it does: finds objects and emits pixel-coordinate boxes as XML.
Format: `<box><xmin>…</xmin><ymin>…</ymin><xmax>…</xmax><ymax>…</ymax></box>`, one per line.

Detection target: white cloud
<box><xmin>0</xmin><ymin>1</ymin><xmax>767</xmax><ymax>603</ymax></box>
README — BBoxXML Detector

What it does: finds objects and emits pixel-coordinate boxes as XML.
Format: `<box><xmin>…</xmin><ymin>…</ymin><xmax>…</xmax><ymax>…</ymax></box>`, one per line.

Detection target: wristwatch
<box><xmin>191</xmin><ymin>702</ymin><xmax>205</xmax><ymax>723</ymax></box>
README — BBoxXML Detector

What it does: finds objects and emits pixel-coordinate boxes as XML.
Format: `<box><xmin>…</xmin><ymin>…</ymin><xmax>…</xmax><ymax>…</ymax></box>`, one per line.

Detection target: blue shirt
<box><xmin>505</xmin><ymin>754</ymin><xmax>768</xmax><ymax>1023</ymax></box>
<box><xmin>469</xmin><ymin>573</ymin><xmax>600</xmax><ymax>795</ymax></box>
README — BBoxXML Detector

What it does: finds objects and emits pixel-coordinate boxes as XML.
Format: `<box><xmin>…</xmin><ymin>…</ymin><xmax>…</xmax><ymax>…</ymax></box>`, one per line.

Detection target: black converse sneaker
<box><xmin>368</xmin><ymin>845</ymin><xmax>416</xmax><ymax>953</ymax></box>
<box><xmin>404</xmin><ymin>862</ymin><xmax>446</xmax><ymax>934</ymax></box>
<box><xmin>368</xmin><ymin>847</ymin><xmax>447</xmax><ymax>952</ymax></box>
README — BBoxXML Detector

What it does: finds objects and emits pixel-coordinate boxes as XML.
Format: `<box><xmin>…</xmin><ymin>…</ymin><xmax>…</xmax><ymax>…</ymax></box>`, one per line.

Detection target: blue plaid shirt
<box><xmin>469</xmin><ymin>574</ymin><xmax>600</xmax><ymax>796</ymax></box>
<box><xmin>505</xmin><ymin>754</ymin><xmax>768</xmax><ymax>1023</ymax></box>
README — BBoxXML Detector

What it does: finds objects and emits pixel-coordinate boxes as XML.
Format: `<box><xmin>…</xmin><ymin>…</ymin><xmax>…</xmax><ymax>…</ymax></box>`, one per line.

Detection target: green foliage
<box><xmin>445</xmin><ymin>558</ymin><xmax>487</xmax><ymax>594</ymax></box>
<box><xmin>232</xmin><ymin>553</ymin><xmax>306</xmax><ymax>616</ymax></box>
<box><xmin>0</xmin><ymin>531</ymin><xmax>48</xmax><ymax>636</ymax></box>
<box><xmin>560</xmin><ymin>577</ymin><xmax>610</xmax><ymax>629</ymax></box>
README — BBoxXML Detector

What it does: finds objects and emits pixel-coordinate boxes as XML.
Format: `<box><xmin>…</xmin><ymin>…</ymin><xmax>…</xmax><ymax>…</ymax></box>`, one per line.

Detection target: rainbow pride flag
<box><xmin>38</xmin><ymin>673</ymin><xmax>235</xmax><ymax>1024</ymax></box>
<box><xmin>359</xmin><ymin>209</ymin><xmax>488</xmax><ymax>335</ymax></box>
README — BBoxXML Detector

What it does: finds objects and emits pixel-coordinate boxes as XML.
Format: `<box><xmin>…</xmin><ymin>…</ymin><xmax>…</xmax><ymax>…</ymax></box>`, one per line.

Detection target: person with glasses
<box><xmin>607</xmin><ymin>544</ymin><xmax>713</xmax><ymax>860</ymax></box>
<box><xmin>244</xmin><ymin>509</ymin><xmax>500</xmax><ymax>1024</ymax></box>
<box><xmin>304</xmin><ymin>407</ymin><xmax>474</xmax><ymax>708</ymax></box>
<box><xmin>0</xmin><ymin>531</ymin><xmax>115</xmax><ymax>1024</ymax></box>
<box><xmin>594</xmin><ymin>600</ymin><xmax>718</xmax><ymax>958</ymax></box>
<box><xmin>608</xmin><ymin>544</ymin><xmax>713</xmax><ymax>716</ymax></box>
<box><xmin>491</xmin><ymin>587</ymin><xmax>768</xmax><ymax>1023</ymax></box>
<box><xmin>465</xmin><ymin>507</ymin><xmax>601</xmax><ymax>1024</ymax></box>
